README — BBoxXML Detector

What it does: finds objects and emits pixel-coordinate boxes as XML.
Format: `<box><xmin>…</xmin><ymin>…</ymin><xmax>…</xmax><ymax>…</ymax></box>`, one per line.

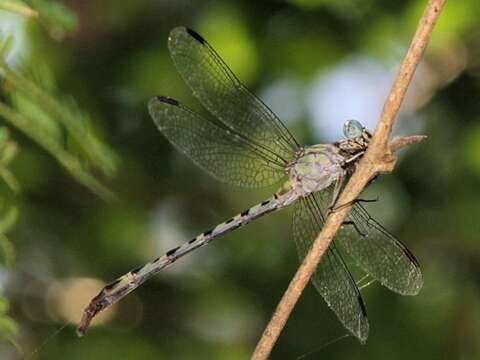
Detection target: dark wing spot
<box><xmin>152</xmin><ymin>257</ymin><xmax>160</xmax><ymax>263</ymax></box>
<box><xmin>186</xmin><ymin>28</ymin><xmax>205</xmax><ymax>44</ymax></box>
<box><xmin>203</xmin><ymin>229</ymin><xmax>213</xmax><ymax>237</ymax></box>
<box><xmin>104</xmin><ymin>278</ymin><xmax>121</xmax><ymax>291</ymax></box>
<box><xmin>261</xmin><ymin>200</ymin><xmax>270</xmax><ymax>206</ymax></box>
<box><xmin>225</xmin><ymin>218</ymin><xmax>234</xmax><ymax>224</ymax></box>
<box><xmin>358</xmin><ymin>295</ymin><xmax>368</xmax><ymax>317</ymax></box>
<box><xmin>157</xmin><ymin>96</ymin><xmax>178</xmax><ymax>106</ymax></box>
<box><xmin>188</xmin><ymin>238</ymin><xmax>196</xmax><ymax>244</ymax></box>
<box><xmin>273</xmin><ymin>193</ymin><xmax>278</xmax><ymax>199</ymax></box>
<box><xmin>166</xmin><ymin>246</ymin><xmax>180</xmax><ymax>257</ymax></box>
<box><xmin>131</xmin><ymin>265</ymin><xmax>143</xmax><ymax>275</ymax></box>
<box><xmin>403</xmin><ymin>247</ymin><xmax>420</xmax><ymax>267</ymax></box>
<box><xmin>241</xmin><ymin>209</ymin><xmax>249</xmax><ymax>217</ymax></box>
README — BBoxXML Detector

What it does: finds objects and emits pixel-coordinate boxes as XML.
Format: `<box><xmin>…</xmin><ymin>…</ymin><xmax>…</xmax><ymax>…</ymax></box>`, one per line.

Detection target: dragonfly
<box><xmin>77</xmin><ymin>27</ymin><xmax>423</xmax><ymax>341</ymax></box>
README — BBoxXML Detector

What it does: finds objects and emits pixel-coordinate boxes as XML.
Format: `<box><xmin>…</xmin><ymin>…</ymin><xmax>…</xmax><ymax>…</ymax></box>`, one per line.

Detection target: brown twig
<box><xmin>251</xmin><ymin>0</ymin><xmax>446</xmax><ymax>359</ymax></box>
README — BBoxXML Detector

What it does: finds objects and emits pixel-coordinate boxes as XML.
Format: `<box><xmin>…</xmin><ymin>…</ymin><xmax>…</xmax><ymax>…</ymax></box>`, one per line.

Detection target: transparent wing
<box><xmin>168</xmin><ymin>27</ymin><xmax>299</xmax><ymax>166</ymax></box>
<box><xmin>293</xmin><ymin>194</ymin><xmax>369</xmax><ymax>342</ymax></box>
<box><xmin>338</xmin><ymin>203</ymin><xmax>423</xmax><ymax>295</ymax></box>
<box><xmin>148</xmin><ymin>96</ymin><xmax>287</xmax><ymax>188</ymax></box>
<box><xmin>311</xmin><ymin>184</ymin><xmax>423</xmax><ymax>295</ymax></box>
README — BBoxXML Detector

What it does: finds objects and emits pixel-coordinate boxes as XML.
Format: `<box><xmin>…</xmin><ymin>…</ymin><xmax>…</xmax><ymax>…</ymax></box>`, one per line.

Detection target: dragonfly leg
<box><xmin>344</xmin><ymin>151</ymin><xmax>365</xmax><ymax>165</ymax></box>
<box><xmin>325</xmin><ymin>173</ymin><xmax>376</xmax><ymax>214</ymax></box>
<box><xmin>357</xmin><ymin>197</ymin><xmax>379</xmax><ymax>204</ymax></box>
<box><xmin>325</xmin><ymin>174</ymin><xmax>347</xmax><ymax>215</ymax></box>
<box><xmin>342</xmin><ymin>220</ymin><xmax>367</xmax><ymax>237</ymax></box>
<box><xmin>332</xmin><ymin>196</ymin><xmax>379</xmax><ymax>212</ymax></box>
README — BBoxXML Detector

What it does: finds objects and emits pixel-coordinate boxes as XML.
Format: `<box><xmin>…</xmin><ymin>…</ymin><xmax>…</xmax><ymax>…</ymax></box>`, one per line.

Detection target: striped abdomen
<box><xmin>77</xmin><ymin>193</ymin><xmax>285</xmax><ymax>336</ymax></box>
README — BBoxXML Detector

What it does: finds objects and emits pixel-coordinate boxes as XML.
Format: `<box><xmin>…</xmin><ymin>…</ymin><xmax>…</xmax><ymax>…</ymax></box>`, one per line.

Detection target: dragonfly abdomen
<box><xmin>77</xmin><ymin>193</ymin><xmax>284</xmax><ymax>336</ymax></box>
<box><xmin>160</xmin><ymin>195</ymin><xmax>283</xmax><ymax>262</ymax></box>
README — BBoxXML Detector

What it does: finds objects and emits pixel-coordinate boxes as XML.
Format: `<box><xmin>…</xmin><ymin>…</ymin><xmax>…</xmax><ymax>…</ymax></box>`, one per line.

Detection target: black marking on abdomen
<box><xmin>166</xmin><ymin>246</ymin><xmax>180</xmax><ymax>257</ymax></box>
<box><xmin>104</xmin><ymin>278</ymin><xmax>121</xmax><ymax>291</ymax></box>
<box><xmin>261</xmin><ymin>200</ymin><xmax>270</xmax><ymax>206</ymax></box>
<box><xmin>131</xmin><ymin>265</ymin><xmax>143</xmax><ymax>275</ymax></box>
<box><xmin>188</xmin><ymin>238</ymin><xmax>196</xmax><ymax>244</ymax></box>
<box><xmin>157</xmin><ymin>96</ymin><xmax>178</xmax><ymax>106</ymax></box>
<box><xmin>152</xmin><ymin>257</ymin><xmax>160</xmax><ymax>263</ymax></box>
<box><xmin>203</xmin><ymin>229</ymin><xmax>213</xmax><ymax>237</ymax></box>
<box><xmin>225</xmin><ymin>218</ymin><xmax>233</xmax><ymax>224</ymax></box>
<box><xmin>241</xmin><ymin>209</ymin><xmax>249</xmax><ymax>216</ymax></box>
<box><xmin>186</xmin><ymin>28</ymin><xmax>205</xmax><ymax>44</ymax></box>
<box><xmin>273</xmin><ymin>193</ymin><xmax>278</xmax><ymax>200</ymax></box>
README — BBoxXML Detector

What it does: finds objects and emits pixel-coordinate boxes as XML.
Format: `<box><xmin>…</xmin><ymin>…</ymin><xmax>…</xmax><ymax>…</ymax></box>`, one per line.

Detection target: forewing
<box><xmin>337</xmin><ymin>203</ymin><xmax>423</xmax><ymax>295</ymax></box>
<box><xmin>168</xmin><ymin>27</ymin><xmax>298</xmax><ymax>166</ymax></box>
<box><xmin>148</xmin><ymin>96</ymin><xmax>286</xmax><ymax>188</ymax></box>
<box><xmin>293</xmin><ymin>194</ymin><xmax>369</xmax><ymax>342</ymax></box>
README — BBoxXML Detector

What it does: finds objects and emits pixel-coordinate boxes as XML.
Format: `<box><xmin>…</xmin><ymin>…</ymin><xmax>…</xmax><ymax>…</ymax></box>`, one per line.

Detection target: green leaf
<box><xmin>0</xmin><ymin>0</ymin><xmax>38</xmax><ymax>18</ymax></box>
<box><xmin>29</xmin><ymin>0</ymin><xmax>77</xmax><ymax>40</ymax></box>
<box><xmin>0</xmin><ymin>205</ymin><xmax>18</xmax><ymax>234</ymax></box>
<box><xmin>0</xmin><ymin>44</ymin><xmax>118</xmax><ymax>198</ymax></box>
<box><xmin>0</xmin><ymin>127</ymin><xmax>20</xmax><ymax>193</ymax></box>
<box><xmin>0</xmin><ymin>298</ymin><xmax>17</xmax><ymax>342</ymax></box>
<box><xmin>0</xmin><ymin>314</ymin><xmax>18</xmax><ymax>338</ymax></box>
<box><xmin>0</xmin><ymin>234</ymin><xmax>15</xmax><ymax>266</ymax></box>
<box><xmin>0</xmin><ymin>33</ymin><xmax>14</xmax><ymax>59</ymax></box>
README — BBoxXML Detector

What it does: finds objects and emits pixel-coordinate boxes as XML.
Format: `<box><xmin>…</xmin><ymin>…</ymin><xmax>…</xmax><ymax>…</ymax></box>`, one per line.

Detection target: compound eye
<box><xmin>343</xmin><ymin>119</ymin><xmax>363</xmax><ymax>139</ymax></box>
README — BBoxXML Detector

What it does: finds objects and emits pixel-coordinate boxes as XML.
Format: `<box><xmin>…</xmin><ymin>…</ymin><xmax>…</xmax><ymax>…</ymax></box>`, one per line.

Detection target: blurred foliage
<box><xmin>29</xmin><ymin>0</ymin><xmax>78</xmax><ymax>40</ymax></box>
<box><xmin>0</xmin><ymin>0</ymin><xmax>117</xmax><ymax>351</ymax></box>
<box><xmin>0</xmin><ymin>298</ymin><xmax>17</xmax><ymax>345</ymax></box>
<box><xmin>0</xmin><ymin>1</ymin><xmax>478</xmax><ymax>359</ymax></box>
<box><xmin>0</xmin><ymin>66</ymin><xmax>19</xmax><ymax>345</ymax></box>
<box><xmin>0</xmin><ymin>1</ymin><xmax>37</xmax><ymax>19</ymax></box>
<box><xmin>0</xmin><ymin>39</ymin><xmax>118</xmax><ymax>198</ymax></box>
<box><xmin>0</xmin><ymin>98</ymin><xmax>19</xmax><ymax>345</ymax></box>
<box><xmin>0</xmin><ymin>0</ymin><xmax>77</xmax><ymax>39</ymax></box>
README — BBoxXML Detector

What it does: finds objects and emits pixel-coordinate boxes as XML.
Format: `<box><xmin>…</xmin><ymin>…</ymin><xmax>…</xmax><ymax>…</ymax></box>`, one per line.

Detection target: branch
<box><xmin>251</xmin><ymin>1</ymin><xmax>446</xmax><ymax>358</ymax></box>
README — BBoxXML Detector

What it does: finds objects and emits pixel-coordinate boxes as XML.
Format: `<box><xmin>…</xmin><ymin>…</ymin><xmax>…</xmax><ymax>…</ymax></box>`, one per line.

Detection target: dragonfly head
<box><xmin>343</xmin><ymin>119</ymin><xmax>371</xmax><ymax>142</ymax></box>
<box><xmin>336</xmin><ymin>120</ymin><xmax>372</xmax><ymax>159</ymax></box>
<box><xmin>343</xmin><ymin>119</ymin><xmax>363</xmax><ymax>139</ymax></box>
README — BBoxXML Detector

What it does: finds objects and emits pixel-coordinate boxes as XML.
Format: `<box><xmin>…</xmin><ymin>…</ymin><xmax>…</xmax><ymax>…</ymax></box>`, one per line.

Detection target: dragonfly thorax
<box><xmin>289</xmin><ymin>144</ymin><xmax>346</xmax><ymax>196</ymax></box>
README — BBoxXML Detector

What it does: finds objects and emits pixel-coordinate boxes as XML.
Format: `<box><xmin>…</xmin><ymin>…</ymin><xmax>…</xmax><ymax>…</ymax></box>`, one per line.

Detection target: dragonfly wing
<box><xmin>337</xmin><ymin>203</ymin><xmax>423</xmax><ymax>295</ymax></box>
<box><xmin>148</xmin><ymin>96</ymin><xmax>287</xmax><ymax>188</ymax></box>
<box><xmin>293</xmin><ymin>194</ymin><xmax>369</xmax><ymax>342</ymax></box>
<box><xmin>168</xmin><ymin>27</ymin><xmax>298</xmax><ymax>166</ymax></box>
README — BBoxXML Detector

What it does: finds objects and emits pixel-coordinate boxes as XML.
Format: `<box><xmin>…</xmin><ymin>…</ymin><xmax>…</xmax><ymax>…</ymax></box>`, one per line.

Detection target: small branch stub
<box><xmin>389</xmin><ymin>135</ymin><xmax>428</xmax><ymax>153</ymax></box>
